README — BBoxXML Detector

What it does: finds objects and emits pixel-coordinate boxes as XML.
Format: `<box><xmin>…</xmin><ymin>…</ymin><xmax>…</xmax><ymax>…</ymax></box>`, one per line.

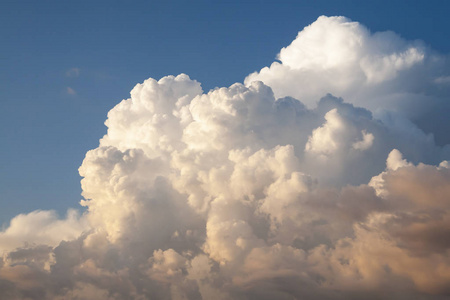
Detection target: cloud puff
<box><xmin>245</xmin><ymin>16</ymin><xmax>450</xmax><ymax>145</ymax></box>
<box><xmin>0</xmin><ymin>210</ymin><xmax>88</xmax><ymax>252</ymax></box>
<box><xmin>1</xmin><ymin>16</ymin><xmax>450</xmax><ymax>299</ymax></box>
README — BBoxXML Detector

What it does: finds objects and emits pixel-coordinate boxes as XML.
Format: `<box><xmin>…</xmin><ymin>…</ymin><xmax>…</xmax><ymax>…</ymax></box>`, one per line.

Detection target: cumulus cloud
<box><xmin>1</xmin><ymin>16</ymin><xmax>450</xmax><ymax>299</ymax></box>
<box><xmin>0</xmin><ymin>210</ymin><xmax>88</xmax><ymax>252</ymax></box>
<box><xmin>245</xmin><ymin>16</ymin><xmax>450</xmax><ymax>145</ymax></box>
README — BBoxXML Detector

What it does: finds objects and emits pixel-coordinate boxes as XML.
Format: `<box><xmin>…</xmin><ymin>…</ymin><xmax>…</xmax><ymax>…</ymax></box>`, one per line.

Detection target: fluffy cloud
<box><xmin>1</xmin><ymin>16</ymin><xmax>450</xmax><ymax>299</ymax></box>
<box><xmin>0</xmin><ymin>210</ymin><xmax>88</xmax><ymax>252</ymax></box>
<box><xmin>245</xmin><ymin>16</ymin><xmax>450</xmax><ymax>145</ymax></box>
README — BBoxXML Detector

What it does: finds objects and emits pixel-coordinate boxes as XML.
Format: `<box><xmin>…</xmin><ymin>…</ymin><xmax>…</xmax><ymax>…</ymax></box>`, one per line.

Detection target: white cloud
<box><xmin>0</xmin><ymin>209</ymin><xmax>88</xmax><ymax>252</ymax></box>
<box><xmin>0</xmin><ymin>16</ymin><xmax>450</xmax><ymax>299</ymax></box>
<box><xmin>245</xmin><ymin>16</ymin><xmax>450</xmax><ymax>145</ymax></box>
<box><xmin>305</xmin><ymin>108</ymin><xmax>347</xmax><ymax>158</ymax></box>
<box><xmin>352</xmin><ymin>130</ymin><xmax>374</xmax><ymax>150</ymax></box>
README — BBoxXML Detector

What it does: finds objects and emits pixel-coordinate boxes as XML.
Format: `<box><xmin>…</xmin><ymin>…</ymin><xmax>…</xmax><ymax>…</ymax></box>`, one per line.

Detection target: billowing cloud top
<box><xmin>246</xmin><ymin>16</ymin><xmax>450</xmax><ymax>145</ymax></box>
<box><xmin>1</xmin><ymin>16</ymin><xmax>450</xmax><ymax>300</ymax></box>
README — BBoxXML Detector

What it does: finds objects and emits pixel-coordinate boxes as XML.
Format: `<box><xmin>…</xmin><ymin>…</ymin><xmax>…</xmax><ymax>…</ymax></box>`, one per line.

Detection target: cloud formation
<box><xmin>245</xmin><ymin>16</ymin><xmax>450</xmax><ymax>145</ymax></box>
<box><xmin>1</xmin><ymin>16</ymin><xmax>450</xmax><ymax>299</ymax></box>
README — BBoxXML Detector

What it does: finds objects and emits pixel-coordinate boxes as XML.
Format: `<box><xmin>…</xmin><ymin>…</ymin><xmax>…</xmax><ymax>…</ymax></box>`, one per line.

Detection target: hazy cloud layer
<box><xmin>66</xmin><ymin>87</ymin><xmax>76</xmax><ymax>95</ymax></box>
<box><xmin>1</xmin><ymin>16</ymin><xmax>450</xmax><ymax>299</ymax></box>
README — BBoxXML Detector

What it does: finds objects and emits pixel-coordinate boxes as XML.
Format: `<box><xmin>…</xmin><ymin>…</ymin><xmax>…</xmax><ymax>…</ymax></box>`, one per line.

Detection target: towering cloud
<box><xmin>245</xmin><ymin>16</ymin><xmax>450</xmax><ymax>145</ymax></box>
<box><xmin>1</xmin><ymin>16</ymin><xmax>450</xmax><ymax>299</ymax></box>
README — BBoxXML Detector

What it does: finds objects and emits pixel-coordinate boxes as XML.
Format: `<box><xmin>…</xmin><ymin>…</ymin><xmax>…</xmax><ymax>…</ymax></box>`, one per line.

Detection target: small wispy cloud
<box><xmin>65</xmin><ymin>67</ymin><xmax>80</xmax><ymax>77</ymax></box>
<box><xmin>66</xmin><ymin>87</ymin><xmax>76</xmax><ymax>95</ymax></box>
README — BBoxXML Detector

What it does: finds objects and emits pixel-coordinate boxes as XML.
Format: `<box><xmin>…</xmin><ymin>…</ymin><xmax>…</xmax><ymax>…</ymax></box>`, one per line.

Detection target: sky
<box><xmin>1</xmin><ymin>1</ymin><xmax>450</xmax><ymax>299</ymax></box>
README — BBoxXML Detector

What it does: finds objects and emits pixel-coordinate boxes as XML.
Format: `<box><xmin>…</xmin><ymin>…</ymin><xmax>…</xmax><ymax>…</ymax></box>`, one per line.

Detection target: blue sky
<box><xmin>1</xmin><ymin>0</ymin><xmax>450</xmax><ymax>225</ymax></box>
